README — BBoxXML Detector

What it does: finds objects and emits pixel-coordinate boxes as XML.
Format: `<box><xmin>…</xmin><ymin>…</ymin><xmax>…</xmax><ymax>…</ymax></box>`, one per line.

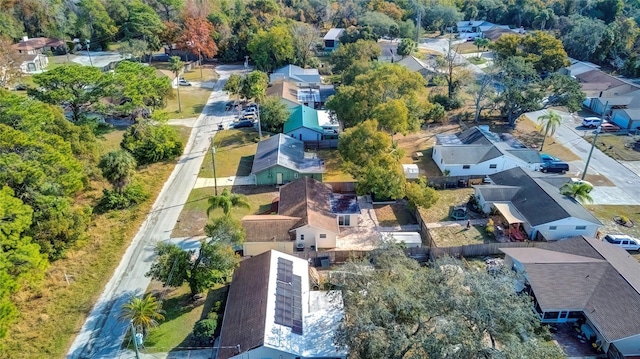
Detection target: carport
<box><xmin>492</xmin><ymin>203</ymin><xmax>528</xmax><ymax>241</ymax></box>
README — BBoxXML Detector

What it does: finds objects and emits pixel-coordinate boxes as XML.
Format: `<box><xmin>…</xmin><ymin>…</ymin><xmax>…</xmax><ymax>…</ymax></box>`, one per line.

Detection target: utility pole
<box><xmin>257</xmin><ymin>104</ymin><xmax>263</xmax><ymax>140</ymax></box>
<box><xmin>85</xmin><ymin>39</ymin><xmax>93</xmax><ymax>67</ymax></box>
<box><xmin>581</xmin><ymin>101</ymin><xmax>608</xmax><ymax>180</ymax></box>
<box><xmin>130</xmin><ymin>322</ymin><xmax>141</xmax><ymax>359</ymax></box>
<box><xmin>210</xmin><ymin>139</ymin><xmax>218</xmax><ymax>196</ymax></box>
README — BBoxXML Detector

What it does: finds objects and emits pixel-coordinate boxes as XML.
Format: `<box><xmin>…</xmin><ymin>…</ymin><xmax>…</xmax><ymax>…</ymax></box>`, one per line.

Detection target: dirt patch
<box><xmin>396</xmin><ymin>125</ymin><xmax>461</xmax><ymax>177</ymax></box>
<box><xmin>429</xmin><ymin>224</ymin><xmax>495</xmax><ymax>247</ymax></box>
<box><xmin>514</xmin><ymin>116</ymin><xmax>581</xmax><ymax>161</ymax></box>
<box><xmin>373</xmin><ymin>202</ymin><xmax>418</xmax><ymax>226</ymax></box>
<box><xmin>591</xmin><ymin>134</ymin><xmax>640</xmax><ymax>161</ymax></box>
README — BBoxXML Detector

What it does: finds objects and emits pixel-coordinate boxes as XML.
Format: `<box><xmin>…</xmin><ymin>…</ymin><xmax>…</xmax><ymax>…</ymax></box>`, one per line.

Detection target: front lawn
<box><xmin>590</xmin><ymin>135</ymin><xmax>640</xmax><ymax>161</ymax></box>
<box><xmin>200</xmin><ymin>129</ymin><xmax>262</xmax><ymax>178</ymax></box>
<box><xmin>467</xmin><ymin>57</ymin><xmax>487</xmax><ymax>65</ymax></box>
<box><xmin>428</xmin><ymin>225</ymin><xmax>495</xmax><ymax>247</ymax></box>
<box><xmin>164</xmin><ymin>87</ymin><xmax>213</xmax><ymax>119</ymax></box>
<box><xmin>171</xmin><ymin>186</ymin><xmax>279</xmax><ymax>237</ymax></box>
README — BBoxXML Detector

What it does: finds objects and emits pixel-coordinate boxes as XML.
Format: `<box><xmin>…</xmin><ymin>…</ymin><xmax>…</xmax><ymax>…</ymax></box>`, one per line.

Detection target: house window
<box><xmin>300</xmin><ymin>234</ymin><xmax>304</xmax><ymax>241</ymax></box>
<box><xmin>575</xmin><ymin>226</ymin><xmax>586</xmax><ymax>230</ymax></box>
<box><xmin>440</xmin><ymin>158</ymin><xmax>443</xmax><ymax>164</ymax></box>
<box><xmin>294</xmin><ymin>172</ymin><xmax>299</xmax><ymax>178</ymax></box>
<box><xmin>489</xmin><ymin>164</ymin><xmax>497</xmax><ymax>169</ymax></box>
<box><xmin>543</xmin><ymin>311</ymin><xmax>560</xmax><ymax>320</ymax></box>
<box><xmin>338</xmin><ymin>215</ymin><xmax>350</xmax><ymax>226</ymax></box>
<box><xmin>463</xmin><ymin>165</ymin><xmax>471</xmax><ymax>169</ymax></box>
<box><xmin>319</xmin><ymin>234</ymin><xmax>326</xmax><ymax>238</ymax></box>
<box><xmin>549</xmin><ymin>226</ymin><xmax>557</xmax><ymax>230</ymax></box>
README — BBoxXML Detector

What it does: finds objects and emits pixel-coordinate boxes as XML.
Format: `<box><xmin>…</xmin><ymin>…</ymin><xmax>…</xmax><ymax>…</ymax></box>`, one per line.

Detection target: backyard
<box><xmin>428</xmin><ymin>225</ymin><xmax>495</xmax><ymax>247</ymax></box>
<box><xmin>417</xmin><ymin>188</ymin><xmax>475</xmax><ymax>223</ymax></box>
<box><xmin>374</xmin><ymin>201</ymin><xmax>418</xmax><ymax>227</ymax></box>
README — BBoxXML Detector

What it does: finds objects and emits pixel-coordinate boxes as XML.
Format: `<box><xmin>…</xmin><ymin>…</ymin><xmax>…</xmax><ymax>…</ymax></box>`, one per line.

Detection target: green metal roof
<box><xmin>283</xmin><ymin>105</ymin><xmax>323</xmax><ymax>133</ymax></box>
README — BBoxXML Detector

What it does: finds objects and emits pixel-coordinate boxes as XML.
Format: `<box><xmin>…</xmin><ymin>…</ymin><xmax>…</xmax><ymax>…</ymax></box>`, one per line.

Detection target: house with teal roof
<box><xmin>284</xmin><ymin>105</ymin><xmax>339</xmax><ymax>142</ymax></box>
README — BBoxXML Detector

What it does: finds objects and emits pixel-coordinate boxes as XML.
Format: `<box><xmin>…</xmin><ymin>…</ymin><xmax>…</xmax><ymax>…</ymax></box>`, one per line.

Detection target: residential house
<box><xmin>267</xmin><ymin>80</ymin><xmax>336</xmax><ymax>110</ymax></box>
<box><xmin>431</xmin><ymin>126</ymin><xmax>544</xmax><ymax>176</ymax></box>
<box><xmin>270</xmin><ymin>64</ymin><xmax>322</xmax><ymax>87</ymax></box>
<box><xmin>11</xmin><ymin>36</ymin><xmax>66</xmax><ymax>55</ymax></box>
<box><xmin>251</xmin><ymin>134</ymin><xmax>325</xmax><ymax>185</ymax></box>
<box><xmin>284</xmin><ymin>105</ymin><xmax>338</xmax><ymax>142</ymax></box>
<box><xmin>475</xmin><ymin>167</ymin><xmax>601</xmax><ymax>241</ymax></box>
<box><xmin>17</xmin><ymin>53</ymin><xmax>48</xmax><ymax>73</ymax></box>
<box><xmin>241</xmin><ymin>178</ymin><xmax>360</xmax><ymax>254</ymax></box>
<box><xmin>482</xmin><ymin>27</ymin><xmax>520</xmax><ymax>41</ymax></box>
<box><xmin>611</xmin><ymin>108</ymin><xmax>640</xmax><ymax>131</ymax></box>
<box><xmin>456</xmin><ymin>21</ymin><xmax>511</xmax><ymax>39</ymax></box>
<box><xmin>267</xmin><ymin>80</ymin><xmax>301</xmax><ymax>110</ymax></box>
<box><xmin>71</xmin><ymin>51</ymin><xmax>131</xmax><ymax>72</ymax></box>
<box><xmin>323</xmin><ymin>28</ymin><xmax>345</xmax><ymax>51</ymax></box>
<box><xmin>501</xmin><ymin>236</ymin><xmax>640</xmax><ymax>357</ymax></box>
<box><xmin>217</xmin><ymin>250</ymin><xmax>347</xmax><ymax>359</ymax></box>
<box><xmin>394</xmin><ymin>55</ymin><xmax>436</xmax><ymax>79</ymax></box>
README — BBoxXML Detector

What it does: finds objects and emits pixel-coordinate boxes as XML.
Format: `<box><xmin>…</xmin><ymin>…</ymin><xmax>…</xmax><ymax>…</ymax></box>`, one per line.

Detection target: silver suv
<box><xmin>604</xmin><ymin>234</ymin><xmax>640</xmax><ymax>251</ymax></box>
<box><xmin>582</xmin><ymin>117</ymin><xmax>602</xmax><ymax>128</ymax></box>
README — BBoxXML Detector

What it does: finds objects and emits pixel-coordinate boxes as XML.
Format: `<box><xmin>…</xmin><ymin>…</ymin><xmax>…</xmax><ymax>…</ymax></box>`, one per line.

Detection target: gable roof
<box><xmin>218</xmin><ymin>251</ymin><xmax>272</xmax><ymax>358</ymax></box>
<box><xmin>501</xmin><ymin>237</ymin><xmax>640</xmax><ymax>342</ymax></box>
<box><xmin>271</xmin><ymin>65</ymin><xmax>321</xmax><ymax>85</ymax></box>
<box><xmin>437</xmin><ymin>145</ymin><xmax>503</xmax><ymax>165</ymax></box>
<box><xmin>485</xmin><ymin>167</ymin><xmax>601</xmax><ymax>226</ymax></box>
<box><xmin>218</xmin><ymin>250</ymin><xmax>347</xmax><ymax>359</ymax></box>
<box><xmin>278</xmin><ymin>177</ymin><xmax>339</xmax><ymax>234</ymax></box>
<box><xmin>12</xmin><ymin>37</ymin><xmax>65</xmax><ymax>52</ymax></box>
<box><xmin>241</xmin><ymin>215</ymin><xmax>300</xmax><ymax>242</ymax></box>
<box><xmin>267</xmin><ymin>80</ymin><xmax>299</xmax><ymax>104</ymax></box>
<box><xmin>482</xmin><ymin>27</ymin><xmax>518</xmax><ymax>41</ymax></box>
<box><xmin>395</xmin><ymin>56</ymin><xmax>436</xmax><ymax>74</ymax></box>
<box><xmin>251</xmin><ymin>134</ymin><xmax>325</xmax><ymax>175</ymax></box>
<box><xmin>284</xmin><ymin>105</ymin><xmax>323</xmax><ymax>134</ymax></box>
<box><xmin>323</xmin><ymin>28</ymin><xmax>345</xmax><ymax>41</ymax></box>
<box><xmin>575</xmin><ymin>69</ymin><xmax>636</xmax><ymax>92</ymax></box>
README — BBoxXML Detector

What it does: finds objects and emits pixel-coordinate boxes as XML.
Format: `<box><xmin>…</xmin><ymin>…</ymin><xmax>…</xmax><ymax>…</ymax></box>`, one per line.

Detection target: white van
<box><xmin>604</xmin><ymin>234</ymin><xmax>640</xmax><ymax>251</ymax></box>
<box><xmin>582</xmin><ymin>117</ymin><xmax>602</xmax><ymax>128</ymax></box>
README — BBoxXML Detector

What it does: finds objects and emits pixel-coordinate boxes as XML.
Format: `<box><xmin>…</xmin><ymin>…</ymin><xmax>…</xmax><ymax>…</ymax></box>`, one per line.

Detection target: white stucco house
<box><xmin>432</xmin><ymin>126</ymin><xmax>544</xmax><ymax>176</ymax></box>
<box><xmin>475</xmin><ymin>167</ymin><xmax>601</xmax><ymax>241</ymax></box>
<box><xmin>217</xmin><ymin>250</ymin><xmax>347</xmax><ymax>359</ymax></box>
<box><xmin>501</xmin><ymin>236</ymin><xmax>640</xmax><ymax>358</ymax></box>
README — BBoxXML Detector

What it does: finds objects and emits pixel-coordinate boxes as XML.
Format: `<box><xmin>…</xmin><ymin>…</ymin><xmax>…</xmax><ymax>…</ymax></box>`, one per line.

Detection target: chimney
<box><xmin>22</xmin><ymin>36</ymin><xmax>28</xmax><ymax>42</ymax></box>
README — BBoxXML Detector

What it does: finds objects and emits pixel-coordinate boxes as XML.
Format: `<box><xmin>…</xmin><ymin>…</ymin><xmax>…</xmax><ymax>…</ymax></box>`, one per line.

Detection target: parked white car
<box><xmin>604</xmin><ymin>234</ymin><xmax>640</xmax><ymax>251</ymax></box>
<box><xmin>582</xmin><ymin>117</ymin><xmax>602</xmax><ymax>128</ymax></box>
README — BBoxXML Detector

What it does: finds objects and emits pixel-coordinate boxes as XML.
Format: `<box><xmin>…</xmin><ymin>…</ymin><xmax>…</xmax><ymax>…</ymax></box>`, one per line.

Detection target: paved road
<box><xmin>526</xmin><ymin>110</ymin><xmax>640</xmax><ymax>205</ymax></box>
<box><xmin>66</xmin><ymin>65</ymin><xmax>246</xmax><ymax>359</ymax></box>
<box><xmin>417</xmin><ymin>38</ymin><xmax>484</xmax><ymax>75</ymax></box>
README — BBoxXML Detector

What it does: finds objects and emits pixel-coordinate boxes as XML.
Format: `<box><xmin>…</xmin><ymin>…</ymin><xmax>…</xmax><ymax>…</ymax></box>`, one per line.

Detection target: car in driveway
<box><xmin>582</xmin><ymin>117</ymin><xmax>602</xmax><ymax>128</ymax></box>
<box><xmin>598</xmin><ymin>122</ymin><xmax>621</xmax><ymax>133</ymax></box>
<box><xmin>178</xmin><ymin>78</ymin><xmax>191</xmax><ymax>86</ymax></box>
<box><xmin>604</xmin><ymin>234</ymin><xmax>640</xmax><ymax>251</ymax></box>
<box><xmin>540</xmin><ymin>161</ymin><xmax>569</xmax><ymax>173</ymax></box>
<box><xmin>232</xmin><ymin>119</ymin><xmax>255</xmax><ymax>128</ymax></box>
<box><xmin>540</xmin><ymin>153</ymin><xmax>559</xmax><ymax>162</ymax></box>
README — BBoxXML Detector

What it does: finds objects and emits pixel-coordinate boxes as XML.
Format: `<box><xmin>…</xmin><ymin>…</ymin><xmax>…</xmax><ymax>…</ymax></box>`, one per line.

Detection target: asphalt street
<box><xmin>66</xmin><ymin>65</ymin><xmax>246</xmax><ymax>359</ymax></box>
<box><xmin>527</xmin><ymin>110</ymin><xmax>640</xmax><ymax>205</ymax></box>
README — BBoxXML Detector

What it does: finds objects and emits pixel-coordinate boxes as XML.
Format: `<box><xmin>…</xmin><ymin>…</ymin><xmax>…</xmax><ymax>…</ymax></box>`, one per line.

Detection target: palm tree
<box><xmin>207</xmin><ymin>188</ymin><xmax>250</xmax><ymax>216</ymax></box>
<box><xmin>473</xmin><ymin>37</ymin><xmax>490</xmax><ymax>58</ymax></box>
<box><xmin>98</xmin><ymin>150</ymin><xmax>137</xmax><ymax>194</ymax></box>
<box><xmin>537</xmin><ymin>110</ymin><xmax>562</xmax><ymax>151</ymax></box>
<box><xmin>169</xmin><ymin>56</ymin><xmax>185</xmax><ymax>113</ymax></box>
<box><xmin>560</xmin><ymin>182</ymin><xmax>594</xmax><ymax>204</ymax></box>
<box><xmin>120</xmin><ymin>294</ymin><xmax>165</xmax><ymax>337</ymax></box>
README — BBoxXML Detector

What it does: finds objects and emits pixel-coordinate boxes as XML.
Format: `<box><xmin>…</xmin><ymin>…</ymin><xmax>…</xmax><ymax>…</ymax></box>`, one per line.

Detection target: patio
<box><xmin>550</xmin><ymin>323</ymin><xmax>606</xmax><ymax>358</ymax></box>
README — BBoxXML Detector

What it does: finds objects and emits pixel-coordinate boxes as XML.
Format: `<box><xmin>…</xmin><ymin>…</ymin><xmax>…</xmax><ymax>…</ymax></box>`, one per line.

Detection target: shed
<box><xmin>403</xmin><ymin>164</ymin><xmax>419</xmax><ymax>179</ymax></box>
<box><xmin>380</xmin><ymin>232</ymin><xmax>422</xmax><ymax>248</ymax></box>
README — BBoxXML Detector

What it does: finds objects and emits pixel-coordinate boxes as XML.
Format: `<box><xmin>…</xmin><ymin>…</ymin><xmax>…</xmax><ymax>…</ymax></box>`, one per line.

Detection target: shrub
<box><xmin>213</xmin><ymin>300</ymin><xmax>223</xmax><ymax>313</ymax></box>
<box><xmin>430</xmin><ymin>93</ymin><xmax>463</xmax><ymax>110</ymax></box>
<box><xmin>98</xmin><ymin>183</ymin><xmax>149</xmax><ymax>211</ymax></box>
<box><xmin>193</xmin><ymin>318</ymin><xmax>218</xmax><ymax>343</ymax></box>
<box><xmin>485</xmin><ymin>218</ymin><xmax>495</xmax><ymax>236</ymax></box>
<box><xmin>207</xmin><ymin>312</ymin><xmax>218</xmax><ymax>321</ymax></box>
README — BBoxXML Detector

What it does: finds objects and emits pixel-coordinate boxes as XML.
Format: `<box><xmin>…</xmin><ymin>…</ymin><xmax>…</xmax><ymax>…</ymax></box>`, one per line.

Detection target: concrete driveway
<box><xmin>526</xmin><ymin>110</ymin><xmax>640</xmax><ymax>205</ymax></box>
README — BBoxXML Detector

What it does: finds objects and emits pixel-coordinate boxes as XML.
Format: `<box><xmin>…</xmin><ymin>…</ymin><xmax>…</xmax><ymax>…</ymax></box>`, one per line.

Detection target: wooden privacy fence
<box><xmin>304</xmin><ymin>139</ymin><xmax>338</xmax><ymax>150</ymax></box>
<box><xmin>428</xmin><ymin>241</ymin><xmax>542</xmax><ymax>259</ymax></box>
<box><xmin>291</xmin><ymin>250</ymin><xmax>369</xmax><ymax>265</ymax></box>
<box><xmin>325</xmin><ymin>181</ymin><xmax>357</xmax><ymax>193</ymax></box>
<box><xmin>427</xmin><ymin>175</ymin><xmax>486</xmax><ymax>189</ymax></box>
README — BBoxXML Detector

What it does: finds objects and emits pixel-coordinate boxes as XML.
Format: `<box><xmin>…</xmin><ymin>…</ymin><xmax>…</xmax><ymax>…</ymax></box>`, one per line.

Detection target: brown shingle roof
<box><xmin>575</xmin><ymin>69</ymin><xmax>630</xmax><ymax>90</ymax></box>
<box><xmin>241</xmin><ymin>215</ymin><xmax>299</xmax><ymax>242</ymax></box>
<box><xmin>502</xmin><ymin>236</ymin><xmax>640</xmax><ymax>342</ymax></box>
<box><xmin>11</xmin><ymin>37</ymin><xmax>65</xmax><ymax>51</ymax></box>
<box><xmin>266</xmin><ymin>80</ymin><xmax>299</xmax><ymax>104</ymax></box>
<box><xmin>218</xmin><ymin>251</ymin><xmax>272</xmax><ymax>359</ymax></box>
<box><xmin>278</xmin><ymin>178</ymin><xmax>339</xmax><ymax>234</ymax></box>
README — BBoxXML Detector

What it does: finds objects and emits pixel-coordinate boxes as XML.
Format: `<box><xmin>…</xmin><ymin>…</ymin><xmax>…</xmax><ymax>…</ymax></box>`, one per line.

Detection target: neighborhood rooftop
<box><xmin>251</xmin><ymin>134</ymin><xmax>325</xmax><ymax>175</ymax></box>
<box><xmin>278</xmin><ymin>177</ymin><xmax>339</xmax><ymax>234</ymax></box>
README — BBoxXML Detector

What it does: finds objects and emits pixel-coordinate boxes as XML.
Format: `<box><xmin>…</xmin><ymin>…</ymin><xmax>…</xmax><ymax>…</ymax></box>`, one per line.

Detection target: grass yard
<box><xmin>418</xmin><ymin>188</ymin><xmax>475</xmax><ymax>223</ymax></box>
<box><xmin>396</xmin><ymin>132</ymin><xmax>442</xmax><ymax>177</ymax></box>
<box><xmin>140</xmin><ymin>284</ymin><xmax>227</xmax><ymax>353</ymax></box>
<box><xmin>428</xmin><ymin>225</ymin><xmax>495</xmax><ymax>247</ymax></box>
<box><xmin>200</xmin><ymin>129</ymin><xmax>262</xmax><ymax>178</ymax></box>
<box><xmin>453</xmin><ymin>41</ymin><xmax>483</xmax><ymax>54</ymax></box>
<box><xmin>374</xmin><ymin>202</ymin><xmax>418</xmax><ymax>226</ymax></box>
<box><xmin>171</xmin><ymin>185</ymin><xmax>279</xmax><ymax>237</ymax></box>
<box><xmin>467</xmin><ymin>56</ymin><xmax>487</xmax><ymax>65</ymax></box>
<box><xmin>315</xmin><ymin>150</ymin><xmax>354</xmax><ymax>182</ymax></box>
<box><xmin>164</xmin><ymin>87</ymin><xmax>212</xmax><ymax>119</ymax></box>
<box><xmin>589</xmin><ymin>134</ymin><xmax>640</xmax><ymax>161</ymax></box>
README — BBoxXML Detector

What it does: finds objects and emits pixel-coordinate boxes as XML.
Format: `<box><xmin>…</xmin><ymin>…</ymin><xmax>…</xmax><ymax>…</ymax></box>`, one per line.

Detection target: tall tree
<box><xmin>336</xmin><ymin>247</ymin><xmax>564</xmax><ymax>359</ymax></box>
<box><xmin>121</xmin><ymin>0</ymin><xmax>165</xmax><ymax>52</ymax></box>
<box><xmin>536</xmin><ymin>110</ymin><xmax>562</xmax><ymax>151</ymax></box>
<box><xmin>396</xmin><ymin>38</ymin><xmax>416</xmax><ymax>58</ymax></box>
<box><xmin>469</xmin><ymin>66</ymin><xmax>498</xmax><ymax>123</ymax></box>
<box><xmin>98</xmin><ymin>150</ymin><xmax>138</xmax><ymax>194</ymax></box>
<box><xmin>177</xmin><ymin>16</ymin><xmax>218</xmax><ymax>76</ymax></box>
<box><xmin>223</xmin><ymin>73</ymin><xmax>243</xmax><ymax>101</ymax></box>
<box><xmin>204</xmin><ymin>215</ymin><xmax>245</xmax><ymax>245</ymax></box>
<box><xmin>118</xmin><ymin>39</ymin><xmax>149</xmax><ymax>62</ymax></box>
<box><xmin>496</xmin><ymin>57</ymin><xmax>543</xmax><ymax>127</ymax></box>
<box><xmin>112</xmin><ymin>61</ymin><xmax>172</xmax><ymax>118</ymax></box>
<box><xmin>561</xmin><ymin>15</ymin><xmax>607</xmax><ymax>62</ymax></box>
<box><xmin>248</xmin><ymin>24</ymin><xmax>295</xmax><ymax>72</ymax></box>
<box><xmin>206</xmin><ymin>188</ymin><xmax>250</xmax><ymax>216</ymax></box>
<box><xmin>119</xmin><ymin>294</ymin><xmax>165</xmax><ymax>337</ymax></box>
<box><xmin>259</xmin><ymin>96</ymin><xmax>289</xmax><ymax>133</ymax></box>
<box><xmin>290</xmin><ymin>22</ymin><xmax>318</xmax><ymax>68</ymax></box>
<box><xmin>0</xmin><ymin>37</ymin><xmax>22</xmax><ymax>88</ymax></box>
<box><xmin>75</xmin><ymin>0</ymin><xmax>118</xmax><ymax>49</ymax></box>
<box><xmin>434</xmin><ymin>37</ymin><xmax>469</xmax><ymax>99</ymax></box>
<box><xmin>240</xmin><ymin>71</ymin><xmax>269</xmax><ymax>103</ymax></box>
<box><xmin>146</xmin><ymin>240</ymin><xmax>239</xmax><ymax>296</ymax></box>
<box><xmin>169</xmin><ymin>56</ymin><xmax>185</xmax><ymax>112</ymax></box>
<box><xmin>560</xmin><ymin>182</ymin><xmax>594</xmax><ymax>204</ymax></box>
<box><xmin>329</xmin><ymin>39</ymin><xmax>380</xmax><ymax>74</ymax></box>
<box><xmin>29</xmin><ymin>64</ymin><xmax>112</xmax><ymax>122</ymax></box>
<box><xmin>121</xmin><ymin>116</ymin><xmax>184</xmax><ymax>165</ymax></box>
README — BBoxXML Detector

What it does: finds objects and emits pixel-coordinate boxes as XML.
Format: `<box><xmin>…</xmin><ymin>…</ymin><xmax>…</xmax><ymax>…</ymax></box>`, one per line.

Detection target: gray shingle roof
<box><xmin>271</xmin><ymin>64</ymin><xmax>321</xmax><ymax>84</ymax></box>
<box><xmin>505</xmin><ymin>149</ymin><xmax>543</xmax><ymax>163</ymax></box>
<box><xmin>502</xmin><ymin>237</ymin><xmax>640</xmax><ymax>342</ymax></box>
<box><xmin>486</xmin><ymin>167</ymin><xmax>601</xmax><ymax>226</ymax></box>
<box><xmin>251</xmin><ymin>134</ymin><xmax>325</xmax><ymax>175</ymax></box>
<box><xmin>438</xmin><ymin>145</ymin><xmax>502</xmax><ymax>165</ymax></box>
<box><xmin>278</xmin><ymin>177</ymin><xmax>339</xmax><ymax>234</ymax></box>
<box><xmin>457</xmin><ymin>127</ymin><xmax>494</xmax><ymax>145</ymax></box>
